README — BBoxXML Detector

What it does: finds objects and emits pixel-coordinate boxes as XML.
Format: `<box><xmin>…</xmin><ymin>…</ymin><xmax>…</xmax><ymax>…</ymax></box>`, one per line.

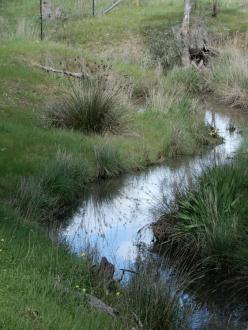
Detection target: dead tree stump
<box><xmin>98</xmin><ymin>257</ymin><xmax>115</xmax><ymax>282</ymax></box>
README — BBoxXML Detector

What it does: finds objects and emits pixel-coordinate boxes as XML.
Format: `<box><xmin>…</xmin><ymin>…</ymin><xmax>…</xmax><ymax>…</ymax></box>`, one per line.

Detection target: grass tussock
<box><xmin>155</xmin><ymin>161</ymin><xmax>248</xmax><ymax>294</ymax></box>
<box><xmin>45</xmin><ymin>77</ymin><xmax>131</xmax><ymax>135</ymax></box>
<box><xmin>94</xmin><ymin>143</ymin><xmax>127</xmax><ymax>178</ymax></box>
<box><xmin>148</xmin><ymin>84</ymin><xmax>211</xmax><ymax>157</ymax></box>
<box><xmin>14</xmin><ymin>150</ymin><xmax>91</xmax><ymax>223</ymax></box>
<box><xmin>14</xmin><ymin>143</ymin><xmax>129</xmax><ymax>223</ymax></box>
<box><xmin>145</xmin><ymin>28</ymin><xmax>182</xmax><ymax>71</ymax></box>
<box><xmin>119</xmin><ymin>253</ymin><xmax>193</xmax><ymax>330</ymax></box>
<box><xmin>206</xmin><ymin>46</ymin><xmax>248</xmax><ymax>109</ymax></box>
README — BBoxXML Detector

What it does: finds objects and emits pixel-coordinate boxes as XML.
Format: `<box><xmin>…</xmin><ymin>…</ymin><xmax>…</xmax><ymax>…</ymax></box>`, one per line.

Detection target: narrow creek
<box><xmin>60</xmin><ymin>105</ymin><xmax>246</xmax><ymax>328</ymax></box>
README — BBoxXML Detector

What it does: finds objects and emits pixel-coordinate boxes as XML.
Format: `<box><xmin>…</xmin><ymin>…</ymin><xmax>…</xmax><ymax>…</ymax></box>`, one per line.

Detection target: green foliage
<box><xmin>45</xmin><ymin>78</ymin><xmax>129</xmax><ymax>135</ymax></box>
<box><xmin>94</xmin><ymin>143</ymin><xmax>127</xmax><ymax>178</ymax></box>
<box><xmin>166</xmin><ymin>66</ymin><xmax>203</xmax><ymax>94</ymax></box>
<box><xmin>121</xmin><ymin>254</ymin><xmax>192</xmax><ymax>330</ymax></box>
<box><xmin>14</xmin><ymin>151</ymin><xmax>91</xmax><ymax>223</ymax></box>
<box><xmin>171</xmin><ymin>162</ymin><xmax>248</xmax><ymax>272</ymax></box>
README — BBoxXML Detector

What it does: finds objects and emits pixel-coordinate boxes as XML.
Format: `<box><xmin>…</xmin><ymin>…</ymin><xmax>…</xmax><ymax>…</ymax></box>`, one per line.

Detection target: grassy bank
<box><xmin>0</xmin><ymin>20</ymin><xmax>209</xmax><ymax>330</ymax></box>
<box><xmin>0</xmin><ymin>205</ymin><xmax>122</xmax><ymax>329</ymax></box>
<box><xmin>0</xmin><ymin>0</ymin><xmax>248</xmax><ymax>328</ymax></box>
<box><xmin>0</xmin><ymin>38</ymin><xmax>212</xmax><ymax>224</ymax></box>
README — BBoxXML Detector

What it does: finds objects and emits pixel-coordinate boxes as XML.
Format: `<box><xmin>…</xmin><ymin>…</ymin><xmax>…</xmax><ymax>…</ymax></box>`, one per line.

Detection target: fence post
<box><xmin>93</xmin><ymin>0</ymin><xmax>95</xmax><ymax>16</ymax></box>
<box><xmin>40</xmin><ymin>0</ymin><xmax>43</xmax><ymax>40</ymax></box>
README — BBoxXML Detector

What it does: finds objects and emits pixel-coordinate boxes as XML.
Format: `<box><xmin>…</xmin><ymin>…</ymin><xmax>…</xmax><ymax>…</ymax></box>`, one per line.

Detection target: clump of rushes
<box><xmin>120</xmin><ymin>253</ymin><xmax>193</xmax><ymax>330</ymax></box>
<box><xmin>14</xmin><ymin>151</ymin><xmax>91</xmax><ymax>223</ymax></box>
<box><xmin>154</xmin><ymin>161</ymin><xmax>248</xmax><ymax>294</ymax></box>
<box><xmin>148</xmin><ymin>88</ymin><xmax>210</xmax><ymax>157</ymax></box>
<box><xmin>94</xmin><ymin>142</ymin><xmax>126</xmax><ymax>178</ymax></box>
<box><xmin>45</xmin><ymin>77</ymin><xmax>130</xmax><ymax>134</ymax></box>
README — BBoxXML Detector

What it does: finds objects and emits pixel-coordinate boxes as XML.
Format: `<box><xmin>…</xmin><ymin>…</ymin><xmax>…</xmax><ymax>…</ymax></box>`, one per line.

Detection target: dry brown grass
<box><xmin>206</xmin><ymin>36</ymin><xmax>248</xmax><ymax>110</ymax></box>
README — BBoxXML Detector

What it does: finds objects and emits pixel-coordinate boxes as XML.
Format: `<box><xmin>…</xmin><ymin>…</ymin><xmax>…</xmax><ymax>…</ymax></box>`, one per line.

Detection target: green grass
<box><xmin>0</xmin><ymin>36</ymin><xmax>211</xmax><ymax>199</ymax></box>
<box><xmin>0</xmin><ymin>0</ymin><xmax>248</xmax><ymax>327</ymax></box>
<box><xmin>0</xmin><ymin>205</ymin><xmax>122</xmax><ymax>330</ymax></box>
<box><xmin>120</xmin><ymin>254</ymin><xmax>193</xmax><ymax>330</ymax></box>
<box><xmin>45</xmin><ymin>78</ymin><xmax>130</xmax><ymax>134</ymax></box>
<box><xmin>205</xmin><ymin>45</ymin><xmax>248</xmax><ymax>109</ymax></box>
<box><xmin>0</xmin><ymin>34</ymin><xmax>209</xmax><ymax>328</ymax></box>
<box><xmin>154</xmin><ymin>154</ymin><xmax>248</xmax><ymax>294</ymax></box>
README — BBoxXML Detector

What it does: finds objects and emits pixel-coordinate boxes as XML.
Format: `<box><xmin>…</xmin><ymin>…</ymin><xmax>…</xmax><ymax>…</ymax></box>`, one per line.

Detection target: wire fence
<box><xmin>0</xmin><ymin>0</ymin><xmax>130</xmax><ymax>40</ymax></box>
<box><xmin>0</xmin><ymin>0</ymin><xmax>246</xmax><ymax>41</ymax></box>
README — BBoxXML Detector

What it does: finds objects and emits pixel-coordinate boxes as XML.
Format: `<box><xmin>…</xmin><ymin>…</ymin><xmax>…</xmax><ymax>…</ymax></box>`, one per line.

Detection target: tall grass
<box><xmin>155</xmin><ymin>161</ymin><xmax>248</xmax><ymax>294</ymax></box>
<box><xmin>14</xmin><ymin>150</ymin><xmax>91</xmax><ymax>223</ymax></box>
<box><xmin>206</xmin><ymin>46</ymin><xmax>248</xmax><ymax>109</ymax></box>
<box><xmin>94</xmin><ymin>143</ymin><xmax>127</xmax><ymax>178</ymax></box>
<box><xmin>148</xmin><ymin>80</ymin><xmax>211</xmax><ymax>157</ymax></box>
<box><xmin>45</xmin><ymin>77</ymin><xmax>130</xmax><ymax>135</ymax></box>
<box><xmin>14</xmin><ymin>144</ymin><xmax>129</xmax><ymax>223</ymax></box>
<box><xmin>119</xmin><ymin>252</ymin><xmax>194</xmax><ymax>330</ymax></box>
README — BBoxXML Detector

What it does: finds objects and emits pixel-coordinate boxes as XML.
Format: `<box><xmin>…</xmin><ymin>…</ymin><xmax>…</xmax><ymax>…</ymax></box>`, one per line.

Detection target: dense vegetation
<box><xmin>0</xmin><ymin>0</ymin><xmax>247</xmax><ymax>328</ymax></box>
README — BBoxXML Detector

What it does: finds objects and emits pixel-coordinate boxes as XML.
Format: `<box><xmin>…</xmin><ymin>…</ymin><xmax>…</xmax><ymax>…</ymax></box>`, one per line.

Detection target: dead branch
<box><xmin>35</xmin><ymin>64</ymin><xmax>89</xmax><ymax>79</ymax></box>
<box><xmin>104</xmin><ymin>0</ymin><xmax>123</xmax><ymax>14</ymax></box>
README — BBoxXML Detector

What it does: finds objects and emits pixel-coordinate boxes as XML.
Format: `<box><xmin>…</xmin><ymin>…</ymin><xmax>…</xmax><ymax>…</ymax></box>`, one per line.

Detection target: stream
<box><xmin>60</xmin><ymin>106</ymin><xmax>246</xmax><ymax>328</ymax></box>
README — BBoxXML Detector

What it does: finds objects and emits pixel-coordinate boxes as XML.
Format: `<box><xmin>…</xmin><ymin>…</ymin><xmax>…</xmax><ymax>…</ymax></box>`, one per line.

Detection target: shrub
<box><xmin>45</xmin><ymin>78</ymin><xmax>130</xmax><ymax>134</ymax></box>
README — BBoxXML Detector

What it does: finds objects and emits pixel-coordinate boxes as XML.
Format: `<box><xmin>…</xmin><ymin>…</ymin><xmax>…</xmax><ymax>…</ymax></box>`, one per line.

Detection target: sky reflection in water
<box><xmin>61</xmin><ymin>110</ymin><xmax>242</xmax><ymax>272</ymax></box>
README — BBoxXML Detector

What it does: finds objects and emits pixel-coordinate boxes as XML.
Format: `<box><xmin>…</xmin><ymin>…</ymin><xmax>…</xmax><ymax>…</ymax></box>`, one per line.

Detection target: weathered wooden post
<box><xmin>181</xmin><ymin>0</ymin><xmax>192</xmax><ymax>66</ymax></box>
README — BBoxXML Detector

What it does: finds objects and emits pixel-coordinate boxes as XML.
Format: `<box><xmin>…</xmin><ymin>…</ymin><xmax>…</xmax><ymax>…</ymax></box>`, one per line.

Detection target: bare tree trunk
<box><xmin>181</xmin><ymin>0</ymin><xmax>192</xmax><ymax>66</ymax></box>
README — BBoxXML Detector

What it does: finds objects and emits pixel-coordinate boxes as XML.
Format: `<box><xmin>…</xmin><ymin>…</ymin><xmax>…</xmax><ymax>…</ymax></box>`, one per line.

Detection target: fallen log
<box><xmin>35</xmin><ymin>64</ymin><xmax>89</xmax><ymax>79</ymax></box>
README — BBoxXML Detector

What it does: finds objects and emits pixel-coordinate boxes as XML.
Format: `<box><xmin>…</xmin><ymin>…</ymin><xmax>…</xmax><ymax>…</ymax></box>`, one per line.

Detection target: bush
<box><xmin>45</xmin><ymin>78</ymin><xmax>130</xmax><ymax>134</ymax></box>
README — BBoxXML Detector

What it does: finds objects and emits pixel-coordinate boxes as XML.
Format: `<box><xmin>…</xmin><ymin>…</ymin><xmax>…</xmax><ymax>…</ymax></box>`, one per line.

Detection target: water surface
<box><xmin>61</xmin><ymin>109</ymin><xmax>243</xmax><ymax>271</ymax></box>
